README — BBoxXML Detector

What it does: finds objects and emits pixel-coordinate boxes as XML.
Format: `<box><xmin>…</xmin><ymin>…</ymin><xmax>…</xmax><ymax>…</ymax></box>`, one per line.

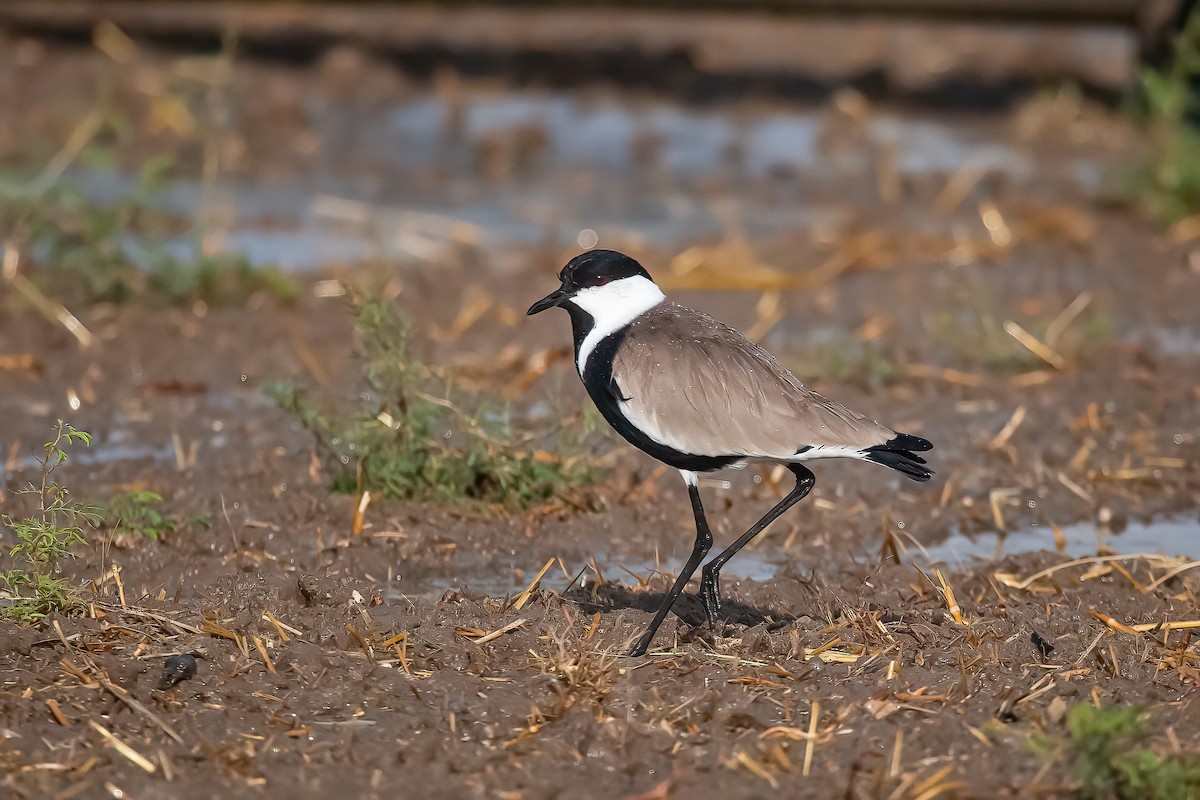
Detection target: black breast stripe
<box><xmin>581</xmin><ymin>329</ymin><xmax>740</xmax><ymax>473</ymax></box>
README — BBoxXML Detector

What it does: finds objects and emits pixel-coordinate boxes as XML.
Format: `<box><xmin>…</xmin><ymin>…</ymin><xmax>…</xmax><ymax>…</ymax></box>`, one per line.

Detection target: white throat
<box><xmin>570</xmin><ymin>275</ymin><xmax>665</xmax><ymax>373</ymax></box>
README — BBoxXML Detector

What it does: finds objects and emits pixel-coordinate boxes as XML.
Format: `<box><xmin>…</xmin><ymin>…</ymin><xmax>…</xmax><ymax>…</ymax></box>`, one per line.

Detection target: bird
<box><xmin>527</xmin><ymin>249</ymin><xmax>932</xmax><ymax>656</ymax></box>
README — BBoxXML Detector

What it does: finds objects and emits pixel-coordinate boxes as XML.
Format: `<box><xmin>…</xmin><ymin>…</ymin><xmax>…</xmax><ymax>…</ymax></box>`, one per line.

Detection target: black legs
<box><xmin>699</xmin><ymin>465</ymin><xmax>814</xmax><ymax>625</ymax></box>
<box><xmin>629</xmin><ymin>464</ymin><xmax>815</xmax><ymax>656</ymax></box>
<box><xmin>629</xmin><ymin>481</ymin><xmax>712</xmax><ymax>657</ymax></box>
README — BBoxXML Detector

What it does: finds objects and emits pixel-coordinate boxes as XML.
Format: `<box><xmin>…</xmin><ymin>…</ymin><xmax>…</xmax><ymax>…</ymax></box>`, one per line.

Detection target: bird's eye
<box><xmin>593</xmin><ymin>276</ymin><xmax>611</xmax><ymax>286</ymax></box>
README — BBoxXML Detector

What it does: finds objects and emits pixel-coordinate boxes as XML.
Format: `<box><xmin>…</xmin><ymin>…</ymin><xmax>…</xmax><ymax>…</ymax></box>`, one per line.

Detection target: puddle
<box><xmin>388</xmin><ymin>548</ymin><xmax>788</xmax><ymax>600</ymax></box>
<box><xmin>379</xmin><ymin>92</ymin><xmax>1027</xmax><ymax>178</ymax></box>
<box><xmin>914</xmin><ymin>516</ymin><xmax>1200</xmax><ymax>568</ymax></box>
<box><xmin>1129</xmin><ymin>325</ymin><xmax>1200</xmax><ymax>358</ymax></box>
<box><xmin>12</xmin><ymin>442</ymin><xmax>177</xmax><ymax>472</ymax></box>
<box><xmin>390</xmin><ymin>516</ymin><xmax>1199</xmax><ymax>599</ymax></box>
<box><xmin>53</xmin><ymin>88</ymin><xmax>1106</xmax><ymax>270</ymax></box>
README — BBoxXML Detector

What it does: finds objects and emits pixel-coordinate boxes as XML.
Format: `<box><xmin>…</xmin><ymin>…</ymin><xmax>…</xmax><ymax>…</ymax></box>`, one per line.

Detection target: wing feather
<box><xmin>611</xmin><ymin>304</ymin><xmax>895</xmax><ymax>459</ymax></box>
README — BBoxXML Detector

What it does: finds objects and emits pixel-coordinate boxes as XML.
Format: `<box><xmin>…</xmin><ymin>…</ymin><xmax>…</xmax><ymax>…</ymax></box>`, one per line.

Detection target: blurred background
<box><xmin>0</xmin><ymin>0</ymin><xmax>1195</xmax><ymax>271</ymax></box>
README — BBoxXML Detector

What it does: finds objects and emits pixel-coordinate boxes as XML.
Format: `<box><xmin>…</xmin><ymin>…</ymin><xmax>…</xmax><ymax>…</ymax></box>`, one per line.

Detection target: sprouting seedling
<box><xmin>0</xmin><ymin>420</ymin><xmax>102</xmax><ymax>622</ymax></box>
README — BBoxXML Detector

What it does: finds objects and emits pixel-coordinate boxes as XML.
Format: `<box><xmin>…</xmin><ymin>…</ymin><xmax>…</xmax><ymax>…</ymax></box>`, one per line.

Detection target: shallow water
<box><xmin>914</xmin><ymin>516</ymin><xmax>1200</xmax><ymax>567</ymax></box>
<box><xmin>387</xmin><ymin>546</ymin><xmax>792</xmax><ymax>600</ymax></box>
<box><xmin>391</xmin><ymin>516</ymin><xmax>1200</xmax><ymax>599</ymax></box>
<box><xmin>60</xmin><ymin>88</ymin><xmax>1106</xmax><ymax>269</ymax></box>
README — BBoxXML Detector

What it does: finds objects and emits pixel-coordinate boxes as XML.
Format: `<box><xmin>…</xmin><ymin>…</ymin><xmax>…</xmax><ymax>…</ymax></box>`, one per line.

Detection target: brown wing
<box><xmin>610</xmin><ymin>303</ymin><xmax>895</xmax><ymax>459</ymax></box>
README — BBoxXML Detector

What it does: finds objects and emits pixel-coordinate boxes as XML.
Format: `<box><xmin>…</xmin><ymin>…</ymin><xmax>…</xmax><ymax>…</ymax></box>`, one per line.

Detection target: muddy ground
<box><xmin>2</xmin><ymin>29</ymin><xmax>1200</xmax><ymax>800</ymax></box>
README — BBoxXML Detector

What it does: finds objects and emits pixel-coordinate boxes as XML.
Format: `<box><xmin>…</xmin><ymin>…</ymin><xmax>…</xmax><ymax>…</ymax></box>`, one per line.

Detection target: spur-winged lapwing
<box><xmin>528</xmin><ymin>249</ymin><xmax>933</xmax><ymax>656</ymax></box>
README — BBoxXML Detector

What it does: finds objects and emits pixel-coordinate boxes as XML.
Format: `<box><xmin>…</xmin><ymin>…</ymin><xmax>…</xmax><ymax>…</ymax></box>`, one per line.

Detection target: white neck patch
<box><xmin>569</xmin><ymin>274</ymin><xmax>665</xmax><ymax>373</ymax></box>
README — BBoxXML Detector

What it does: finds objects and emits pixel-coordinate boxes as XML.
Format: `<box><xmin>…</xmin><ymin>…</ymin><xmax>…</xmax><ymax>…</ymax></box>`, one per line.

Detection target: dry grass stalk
<box><xmin>1089</xmin><ymin>609</ymin><xmax>1140</xmax><ymax>635</ymax></box>
<box><xmin>935</xmin><ymin>569</ymin><xmax>965</xmax><ymax>625</ymax></box>
<box><xmin>351</xmin><ymin>489</ymin><xmax>371</xmax><ymax>536</ymax></box>
<box><xmin>1010</xmin><ymin>370</ymin><xmax>1053</xmax><ymax>388</ymax></box>
<box><xmin>1052</xmin><ymin>523</ymin><xmax>1067</xmax><ymax>553</ymax></box>
<box><xmin>1132</xmin><ymin>620</ymin><xmax>1200</xmax><ymax>633</ymax></box>
<box><xmin>0</xmin><ymin>354</ymin><xmax>38</xmax><ymax>372</ymax></box>
<box><xmin>512</xmin><ymin>558</ymin><xmax>556</xmax><ymax>611</ymax></box>
<box><xmin>446</xmin><ymin>288</ymin><xmax>494</xmax><ymax>337</ymax></box>
<box><xmin>988</xmin><ymin>489</ymin><xmax>1018</xmax><ymax>532</ymax></box>
<box><xmin>1001</xmin><ymin>553</ymin><xmax>1177</xmax><ymax>590</ymax></box>
<box><xmin>1144</xmin><ymin>456</ymin><xmax>1187</xmax><ymax>468</ymax></box>
<box><xmin>584</xmin><ymin>611</ymin><xmax>602</xmax><ymax>640</ymax></box>
<box><xmin>988</xmin><ymin>405</ymin><xmax>1026</xmax><ymax>451</ymax></box>
<box><xmin>909</xmin><ymin>765</ymin><xmax>963</xmax><ymax>800</ymax></box>
<box><xmin>733</xmin><ymin>750</ymin><xmax>778</xmax><ymax>788</ymax></box>
<box><xmin>1056</xmin><ymin>471</ymin><xmax>1094</xmax><ymax>504</ymax></box>
<box><xmin>1044</xmin><ymin>291</ymin><xmax>1094</xmax><ymax>346</ymax></box>
<box><xmin>92</xmin><ymin>666</ymin><xmax>185</xmax><ymax>745</ymax></box>
<box><xmin>802</xmin><ymin>699</ymin><xmax>819</xmax><ymax>777</ymax></box>
<box><xmin>890</xmin><ymin>729</ymin><xmax>903</xmax><ymax>778</ymax></box>
<box><xmin>380</xmin><ymin>632</ymin><xmax>411</xmax><ymax>674</ymax></box>
<box><xmin>29</xmin><ymin>101</ymin><xmax>107</xmax><ymax>197</ymax></box>
<box><xmin>345</xmin><ymin>623</ymin><xmax>374</xmax><ymax>661</ymax></box>
<box><xmin>1146</xmin><ymin>560</ymin><xmax>1200</xmax><ymax>591</ymax></box>
<box><xmin>978</xmin><ymin>201</ymin><xmax>1013</xmax><ymax>247</ymax></box>
<box><xmin>59</xmin><ymin>659</ymin><xmax>97</xmax><ymax>687</ymax></box>
<box><xmin>99</xmin><ymin>602</ymin><xmax>203</xmax><ymax>635</ymax></box>
<box><xmin>903</xmin><ymin>363</ymin><xmax>988</xmax><ymax>387</ymax></box>
<box><xmin>89</xmin><ymin>720</ymin><xmax>157</xmax><ymax>773</ymax></box>
<box><xmin>1003</xmin><ymin>320</ymin><xmax>1066</xmax><ymax>370</ymax></box>
<box><xmin>744</xmin><ymin>290</ymin><xmax>783</xmax><ymax>341</ymax></box>
<box><xmin>261</xmin><ymin>610</ymin><xmax>295</xmax><ymax>641</ymax></box>
<box><xmin>46</xmin><ymin>699</ymin><xmax>68</xmax><ymax>726</ymax></box>
<box><xmin>112</xmin><ymin>564</ymin><xmax>127</xmax><ymax>609</ymax></box>
<box><xmin>469</xmin><ymin>618</ymin><xmax>527</xmax><ymax>645</ymax></box>
<box><xmin>252</xmin><ymin>636</ymin><xmax>276</xmax><ymax>673</ymax></box>
<box><xmin>1109</xmin><ymin>562</ymin><xmax>1146</xmax><ymax>593</ymax></box>
<box><xmin>7</xmin><ymin>270</ymin><xmax>96</xmax><ymax>350</ymax></box>
<box><xmin>728</xmin><ymin>675</ymin><xmax>789</xmax><ymax>690</ymax></box>
<box><xmin>936</xmin><ymin>156</ymin><xmax>989</xmax><ymax>214</ymax></box>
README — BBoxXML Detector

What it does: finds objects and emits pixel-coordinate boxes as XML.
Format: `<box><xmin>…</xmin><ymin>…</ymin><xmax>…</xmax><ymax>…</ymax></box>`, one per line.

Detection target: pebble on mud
<box><xmin>159</xmin><ymin>653</ymin><xmax>200</xmax><ymax>690</ymax></box>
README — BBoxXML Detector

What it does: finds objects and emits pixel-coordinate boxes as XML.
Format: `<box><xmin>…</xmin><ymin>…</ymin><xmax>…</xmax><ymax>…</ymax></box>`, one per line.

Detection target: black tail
<box><xmin>863</xmin><ymin>433</ymin><xmax>934</xmax><ymax>482</ymax></box>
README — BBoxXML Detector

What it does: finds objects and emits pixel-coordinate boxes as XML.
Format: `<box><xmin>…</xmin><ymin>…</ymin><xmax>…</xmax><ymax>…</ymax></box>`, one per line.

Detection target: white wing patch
<box><xmin>789</xmin><ymin>444</ymin><xmax>870</xmax><ymax>462</ymax></box>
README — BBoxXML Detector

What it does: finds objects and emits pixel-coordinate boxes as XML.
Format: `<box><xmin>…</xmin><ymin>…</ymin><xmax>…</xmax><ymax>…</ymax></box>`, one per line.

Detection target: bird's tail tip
<box><xmin>863</xmin><ymin>433</ymin><xmax>934</xmax><ymax>482</ymax></box>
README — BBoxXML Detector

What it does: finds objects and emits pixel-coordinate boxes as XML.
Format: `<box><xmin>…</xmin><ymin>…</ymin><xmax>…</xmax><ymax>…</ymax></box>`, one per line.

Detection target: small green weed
<box><xmin>1061</xmin><ymin>703</ymin><xmax>1200</xmax><ymax>800</ymax></box>
<box><xmin>104</xmin><ymin>490</ymin><xmax>200</xmax><ymax>540</ymax></box>
<box><xmin>267</xmin><ymin>290</ymin><xmax>598</xmax><ymax>509</ymax></box>
<box><xmin>1126</xmin><ymin>9</ymin><xmax>1200</xmax><ymax>223</ymax></box>
<box><xmin>925</xmin><ymin>288</ymin><xmax>1111</xmax><ymax>374</ymax></box>
<box><xmin>0</xmin><ymin>421</ymin><xmax>101</xmax><ymax>623</ymax></box>
<box><xmin>0</xmin><ymin>153</ymin><xmax>296</xmax><ymax>306</ymax></box>
<box><xmin>791</xmin><ymin>335</ymin><xmax>901</xmax><ymax>390</ymax></box>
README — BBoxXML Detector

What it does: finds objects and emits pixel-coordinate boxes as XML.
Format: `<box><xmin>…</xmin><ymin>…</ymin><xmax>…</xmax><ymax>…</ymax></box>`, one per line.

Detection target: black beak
<box><xmin>526</xmin><ymin>286</ymin><xmax>570</xmax><ymax>316</ymax></box>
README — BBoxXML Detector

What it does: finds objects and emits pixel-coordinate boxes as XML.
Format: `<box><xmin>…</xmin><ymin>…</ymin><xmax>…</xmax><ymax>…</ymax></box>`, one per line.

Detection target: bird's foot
<box><xmin>628</xmin><ymin>630</ymin><xmax>654</xmax><ymax>657</ymax></box>
<box><xmin>699</xmin><ymin>566</ymin><xmax>722</xmax><ymax>627</ymax></box>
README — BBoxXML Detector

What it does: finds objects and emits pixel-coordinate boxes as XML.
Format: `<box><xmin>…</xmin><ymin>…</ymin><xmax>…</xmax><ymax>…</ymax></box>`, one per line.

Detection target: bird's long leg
<box><xmin>629</xmin><ymin>472</ymin><xmax>712</xmax><ymax>657</ymax></box>
<box><xmin>699</xmin><ymin>464</ymin><xmax>815</xmax><ymax>626</ymax></box>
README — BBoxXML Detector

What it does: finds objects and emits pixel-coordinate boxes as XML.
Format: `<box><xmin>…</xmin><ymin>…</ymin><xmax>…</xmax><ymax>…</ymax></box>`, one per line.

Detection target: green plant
<box><xmin>0</xmin><ymin>152</ymin><xmax>296</xmax><ymax>306</ymax></box>
<box><xmin>0</xmin><ymin>421</ymin><xmax>101</xmax><ymax>622</ymax></box>
<box><xmin>267</xmin><ymin>290</ymin><xmax>598</xmax><ymax>509</ymax></box>
<box><xmin>790</xmin><ymin>335</ymin><xmax>901</xmax><ymax>389</ymax></box>
<box><xmin>104</xmin><ymin>490</ymin><xmax>197</xmax><ymax>540</ymax></box>
<box><xmin>1126</xmin><ymin>9</ymin><xmax>1200</xmax><ymax>223</ymax></box>
<box><xmin>925</xmin><ymin>289</ymin><xmax>1111</xmax><ymax>375</ymax></box>
<box><xmin>1065</xmin><ymin>703</ymin><xmax>1200</xmax><ymax>800</ymax></box>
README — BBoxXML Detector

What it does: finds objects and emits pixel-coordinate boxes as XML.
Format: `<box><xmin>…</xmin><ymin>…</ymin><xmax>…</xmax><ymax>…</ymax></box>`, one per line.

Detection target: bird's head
<box><xmin>526</xmin><ymin>249</ymin><xmax>662</xmax><ymax>317</ymax></box>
